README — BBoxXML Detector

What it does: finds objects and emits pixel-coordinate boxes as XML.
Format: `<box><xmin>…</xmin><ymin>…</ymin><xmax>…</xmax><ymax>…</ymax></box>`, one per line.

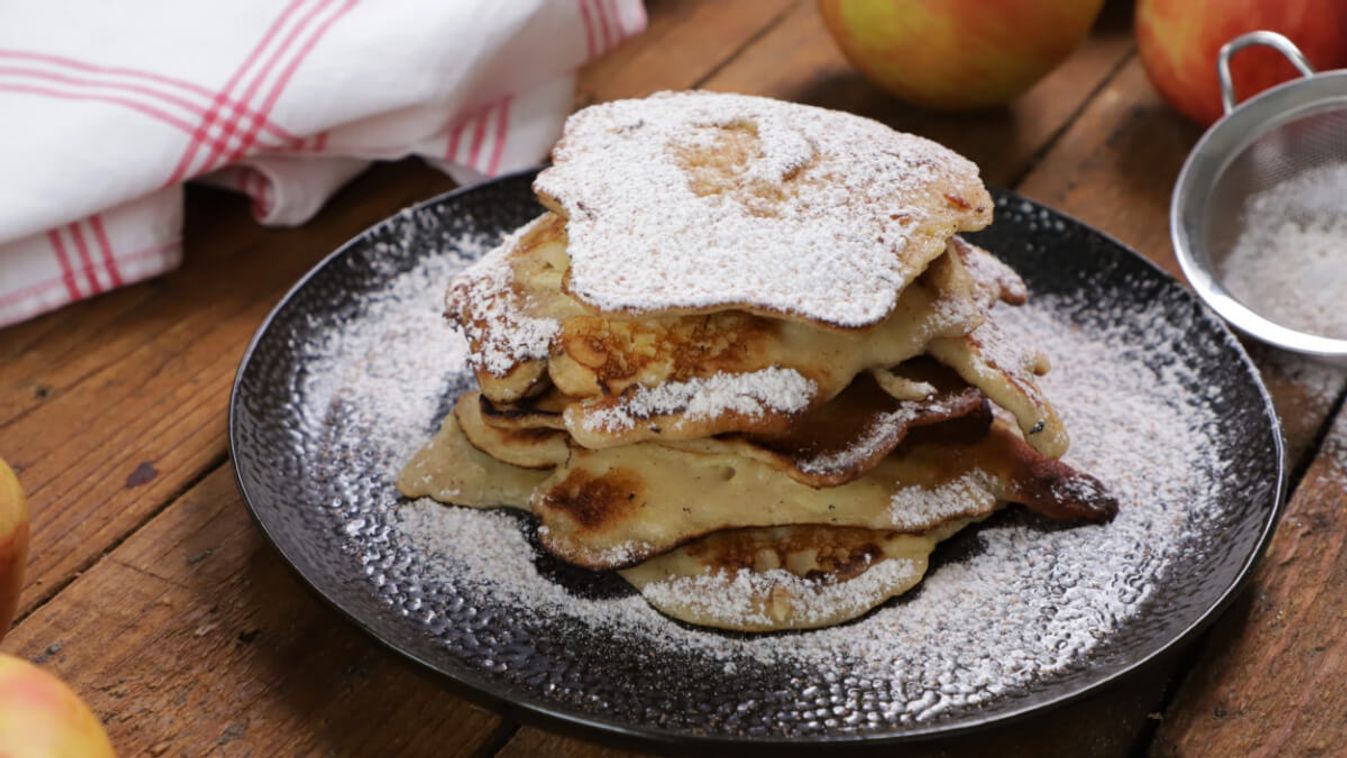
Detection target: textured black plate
<box><xmin>229</xmin><ymin>170</ymin><xmax>1284</xmax><ymax>748</ymax></box>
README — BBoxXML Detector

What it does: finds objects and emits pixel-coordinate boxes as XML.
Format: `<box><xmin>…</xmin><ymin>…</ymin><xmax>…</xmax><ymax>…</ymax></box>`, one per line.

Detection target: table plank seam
<box><xmin>478</xmin><ymin>718</ymin><xmax>521</xmax><ymax>758</ymax></box>
<box><xmin>1009</xmin><ymin>49</ymin><xmax>1137</xmax><ymax>192</ymax></box>
<box><xmin>11</xmin><ymin>451</ymin><xmax>230</xmax><ymax>627</ymax></box>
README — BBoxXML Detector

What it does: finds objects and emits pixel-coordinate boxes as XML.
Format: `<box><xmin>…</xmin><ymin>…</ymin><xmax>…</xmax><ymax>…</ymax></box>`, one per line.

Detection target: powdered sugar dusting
<box><xmin>446</xmin><ymin>216</ymin><xmax>559</xmax><ymax>375</ymax></box>
<box><xmin>579</xmin><ymin>367</ymin><xmax>816</xmax><ymax>432</ymax></box>
<box><xmin>1220</xmin><ymin>162</ymin><xmax>1347</xmax><ymax>339</ymax></box>
<box><xmin>888</xmin><ymin>471</ymin><xmax>993</xmax><ymax>531</ymax></box>
<box><xmin>535</xmin><ymin>91</ymin><xmax>988</xmax><ymax>327</ymax></box>
<box><xmin>637</xmin><ymin>558</ymin><xmax>920</xmax><ymax>630</ymax></box>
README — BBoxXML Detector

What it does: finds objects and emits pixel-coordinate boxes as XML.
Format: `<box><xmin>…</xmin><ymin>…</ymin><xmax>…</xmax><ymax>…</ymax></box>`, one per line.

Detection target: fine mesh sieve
<box><xmin>1172</xmin><ymin>31</ymin><xmax>1347</xmax><ymax>363</ymax></box>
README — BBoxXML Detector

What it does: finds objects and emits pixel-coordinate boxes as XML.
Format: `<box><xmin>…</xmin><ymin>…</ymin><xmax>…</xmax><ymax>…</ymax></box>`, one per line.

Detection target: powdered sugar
<box><xmin>1220</xmin><ymin>162</ymin><xmax>1347</xmax><ymax>339</ymax></box>
<box><xmin>446</xmin><ymin>216</ymin><xmax>559</xmax><ymax>375</ymax></box>
<box><xmin>636</xmin><ymin>558</ymin><xmax>919</xmax><ymax>630</ymax></box>
<box><xmin>535</xmin><ymin>91</ymin><xmax>988</xmax><ymax>327</ymax></box>
<box><xmin>579</xmin><ymin>367</ymin><xmax>816</xmax><ymax>432</ymax></box>
<box><xmin>887</xmin><ymin>471</ymin><xmax>993</xmax><ymax>531</ymax></box>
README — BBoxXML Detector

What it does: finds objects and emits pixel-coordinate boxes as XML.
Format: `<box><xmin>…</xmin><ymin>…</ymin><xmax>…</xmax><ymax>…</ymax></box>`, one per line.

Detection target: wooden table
<box><xmin>3</xmin><ymin>2</ymin><xmax>1345</xmax><ymax>755</ymax></box>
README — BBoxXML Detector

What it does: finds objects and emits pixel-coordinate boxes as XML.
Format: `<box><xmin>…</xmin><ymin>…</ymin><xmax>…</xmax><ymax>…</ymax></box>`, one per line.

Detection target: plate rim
<box><xmin>228</xmin><ymin>168</ymin><xmax>1287</xmax><ymax>748</ymax></box>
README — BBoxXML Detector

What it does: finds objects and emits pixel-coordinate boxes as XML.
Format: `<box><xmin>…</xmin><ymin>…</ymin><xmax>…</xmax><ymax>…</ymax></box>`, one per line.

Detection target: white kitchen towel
<box><xmin>0</xmin><ymin>0</ymin><xmax>645</xmax><ymax>327</ymax></box>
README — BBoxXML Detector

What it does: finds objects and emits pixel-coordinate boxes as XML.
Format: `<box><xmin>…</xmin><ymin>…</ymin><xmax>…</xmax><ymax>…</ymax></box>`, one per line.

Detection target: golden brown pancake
<box><xmin>531</xmin><ymin>419</ymin><xmax>1114</xmax><ymax>570</ymax></box>
<box><xmin>397</xmin><ymin>412</ymin><xmax>546</xmax><ymax>509</ymax></box>
<box><xmin>620</xmin><ymin>519</ymin><xmax>976</xmax><ymax>632</ymax></box>
<box><xmin>454</xmin><ymin>392</ymin><xmax>568</xmax><ymax>470</ymax></box>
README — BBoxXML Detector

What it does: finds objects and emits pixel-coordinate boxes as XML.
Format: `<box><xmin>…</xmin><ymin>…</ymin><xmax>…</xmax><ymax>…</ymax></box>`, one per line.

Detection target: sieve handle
<box><xmin>1219</xmin><ymin>31</ymin><xmax>1316</xmax><ymax>115</ymax></box>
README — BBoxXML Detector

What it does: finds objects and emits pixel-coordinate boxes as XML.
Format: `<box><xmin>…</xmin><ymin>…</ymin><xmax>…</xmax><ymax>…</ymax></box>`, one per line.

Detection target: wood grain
<box><xmin>1150</xmin><ymin>407</ymin><xmax>1347</xmax><ymax>757</ymax></box>
<box><xmin>0</xmin><ymin>466</ymin><xmax>503</xmax><ymax>757</ymax></box>
<box><xmin>575</xmin><ymin>0</ymin><xmax>797</xmax><ymax>105</ymax></box>
<box><xmin>0</xmin><ymin>163</ymin><xmax>457</xmax><ymax>620</ymax></box>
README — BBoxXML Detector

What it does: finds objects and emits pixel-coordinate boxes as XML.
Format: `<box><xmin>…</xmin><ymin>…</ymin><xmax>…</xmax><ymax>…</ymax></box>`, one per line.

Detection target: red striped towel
<box><xmin>0</xmin><ymin>0</ymin><xmax>646</xmax><ymax>328</ymax></box>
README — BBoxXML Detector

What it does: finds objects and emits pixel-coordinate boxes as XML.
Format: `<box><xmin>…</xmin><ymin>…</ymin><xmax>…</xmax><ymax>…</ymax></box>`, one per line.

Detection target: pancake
<box><xmin>533</xmin><ymin>91</ymin><xmax>993</xmax><ymax>328</ymax></box>
<box><xmin>397</xmin><ymin>412</ymin><xmax>547</xmax><ymax>509</ymax></box>
<box><xmin>532</xmin><ymin>419</ymin><xmax>1115</xmax><ymax>570</ymax></box>
<box><xmin>619</xmin><ymin>519</ymin><xmax>976</xmax><ymax>632</ymax></box>
<box><xmin>454</xmin><ymin>392</ymin><xmax>568</xmax><ymax>470</ymax></box>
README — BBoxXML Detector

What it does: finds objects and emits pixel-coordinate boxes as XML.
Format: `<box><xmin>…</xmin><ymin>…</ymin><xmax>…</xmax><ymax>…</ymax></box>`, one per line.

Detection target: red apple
<box><xmin>818</xmin><ymin>0</ymin><xmax>1106</xmax><ymax>111</ymax></box>
<box><xmin>1136</xmin><ymin>0</ymin><xmax>1347</xmax><ymax>127</ymax></box>
<box><xmin>0</xmin><ymin>456</ymin><xmax>28</xmax><ymax>639</ymax></box>
<box><xmin>0</xmin><ymin>654</ymin><xmax>116</xmax><ymax>757</ymax></box>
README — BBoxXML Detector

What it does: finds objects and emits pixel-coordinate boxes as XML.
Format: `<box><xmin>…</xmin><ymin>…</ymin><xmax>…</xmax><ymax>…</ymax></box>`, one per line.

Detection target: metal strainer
<box><xmin>1172</xmin><ymin>30</ymin><xmax>1347</xmax><ymax>363</ymax></box>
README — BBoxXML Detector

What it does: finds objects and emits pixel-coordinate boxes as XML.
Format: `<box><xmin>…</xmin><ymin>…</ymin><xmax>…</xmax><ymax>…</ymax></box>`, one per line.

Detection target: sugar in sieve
<box><xmin>1172</xmin><ymin>30</ymin><xmax>1347</xmax><ymax>364</ymax></box>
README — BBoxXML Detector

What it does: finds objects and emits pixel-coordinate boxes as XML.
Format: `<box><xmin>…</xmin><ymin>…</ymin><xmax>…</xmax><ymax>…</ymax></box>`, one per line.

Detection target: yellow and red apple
<box><xmin>0</xmin><ymin>456</ymin><xmax>28</xmax><ymax>639</ymax></box>
<box><xmin>1137</xmin><ymin>0</ymin><xmax>1347</xmax><ymax>127</ymax></box>
<box><xmin>0</xmin><ymin>654</ymin><xmax>116</xmax><ymax>757</ymax></box>
<box><xmin>818</xmin><ymin>0</ymin><xmax>1106</xmax><ymax>111</ymax></box>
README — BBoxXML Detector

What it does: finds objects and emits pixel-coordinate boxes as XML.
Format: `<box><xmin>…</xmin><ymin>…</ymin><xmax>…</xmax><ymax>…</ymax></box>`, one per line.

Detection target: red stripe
<box><xmin>578</xmin><ymin>0</ymin><xmax>597</xmax><ymax>58</ymax></box>
<box><xmin>607</xmin><ymin>0</ymin><xmax>627</xmax><ymax>40</ymax></box>
<box><xmin>0</xmin><ymin>278</ymin><xmax>66</xmax><ymax>309</ymax></box>
<box><xmin>165</xmin><ymin>0</ymin><xmax>309</xmax><ymax>186</ymax></box>
<box><xmin>466</xmin><ymin>106</ymin><xmax>490</xmax><ymax>170</ymax></box>
<box><xmin>445</xmin><ymin>116</ymin><xmax>466</xmax><ymax>162</ymax></box>
<box><xmin>67</xmin><ymin>223</ymin><xmax>103</xmax><ymax>294</ymax></box>
<box><xmin>45</xmin><ymin>230</ymin><xmax>82</xmax><ymax>300</ymax></box>
<box><xmin>0</xmin><ymin>54</ymin><xmax>297</xmax><ymax>141</ymax></box>
<box><xmin>0</xmin><ymin>66</ymin><xmax>208</xmax><ymax>117</ymax></box>
<box><xmin>593</xmin><ymin>0</ymin><xmax>615</xmax><ymax>53</ymax></box>
<box><xmin>486</xmin><ymin>96</ymin><xmax>511</xmax><ymax>176</ymax></box>
<box><xmin>249</xmin><ymin>170</ymin><xmax>270</xmax><ymax>217</ymax></box>
<box><xmin>313</xmin><ymin>130</ymin><xmax>328</xmax><ymax>151</ymax></box>
<box><xmin>0</xmin><ymin>84</ymin><xmax>197</xmax><ymax>133</ymax></box>
<box><xmin>213</xmin><ymin>0</ymin><xmax>335</xmax><ymax>174</ymax></box>
<box><xmin>88</xmin><ymin>215</ymin><xmax>124</xmax><ymax>287</ymax></box>
<box><xmin>233</xmin><ymin>0</ymin><xmax>354</xmax><ymax>163</ymax></box>
<box><xmin>0</xmin><ymin>241</ymin><xmax>179</xmax><ymax>310</ymax></box>
<box><xmin>0</xmin><ymin>50</ymin><xmax>218</xmax><ymax>99</ymax></box>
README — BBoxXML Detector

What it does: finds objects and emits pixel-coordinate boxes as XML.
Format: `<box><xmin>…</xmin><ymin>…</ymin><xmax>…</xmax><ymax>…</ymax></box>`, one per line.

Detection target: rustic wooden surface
<box><xmin>1</xmin><ymin>1</ymin><xmax>1343</xmax><ymax>755</ymax></box>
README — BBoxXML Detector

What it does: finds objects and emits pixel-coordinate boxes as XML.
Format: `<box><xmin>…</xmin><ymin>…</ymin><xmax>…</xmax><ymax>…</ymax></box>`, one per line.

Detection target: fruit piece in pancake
<box><xmin>453</xmin><ymin>392</ymin><xmax>568</xmax><ymax>470</ymax></box>
<box><xmin>531</xmin><ymin>419</ymin><xmax>1116</xmax><ymax>570</ymax></box>
<box><xmin>927</xmin><ymin>315</ymin><xmax>1067</xmax><ymax>458</ymax></box>
<box><xmin>396</xmin><ymin>410</ymin><xmax>546</xmax><ymax>510</ymax></box>
<box><xmin>533</xmin><ymin>91</ymin><xmax>993</xmax><ymax>328</ymax></box>
<box><xmin>620</xmin><ymin>519</ymin><xmax>976</xmax><ymax>632</ymax></box>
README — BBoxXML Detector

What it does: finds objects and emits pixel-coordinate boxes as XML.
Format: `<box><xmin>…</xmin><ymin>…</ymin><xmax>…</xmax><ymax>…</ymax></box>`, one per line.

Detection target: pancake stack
<box><xmin>399</xmin><ymin>91</ymin><xmax>1116</xmax><ymax>632</ymax></box>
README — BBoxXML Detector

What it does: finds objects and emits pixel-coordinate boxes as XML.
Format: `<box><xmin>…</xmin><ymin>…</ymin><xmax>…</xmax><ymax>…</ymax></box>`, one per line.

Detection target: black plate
<box><xmin>229</xmin><ymin>170</ymin><xmax>1284</xmax><ymax>748</ymax></box>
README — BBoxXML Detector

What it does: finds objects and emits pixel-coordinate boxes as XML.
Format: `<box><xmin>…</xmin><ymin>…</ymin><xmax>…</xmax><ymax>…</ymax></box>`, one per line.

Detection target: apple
<box><xmin>0</xmin><ymin>654</ymin><xmax>116</xmax><ymax>757</ymax></box>
<box><xmin>817</xmin><ymin>0</ymin><xmax>1106</xmax><ymax>111</ymax></box>
<box><xmin>1136</xmin><ymin>0</ymin><xmax>1347</xmax><ymax>127</ymax></box>
<box><xmin>0</xmin><ymin>456</ymin><xmax>28</xmax><ymax>639</ymax></box>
